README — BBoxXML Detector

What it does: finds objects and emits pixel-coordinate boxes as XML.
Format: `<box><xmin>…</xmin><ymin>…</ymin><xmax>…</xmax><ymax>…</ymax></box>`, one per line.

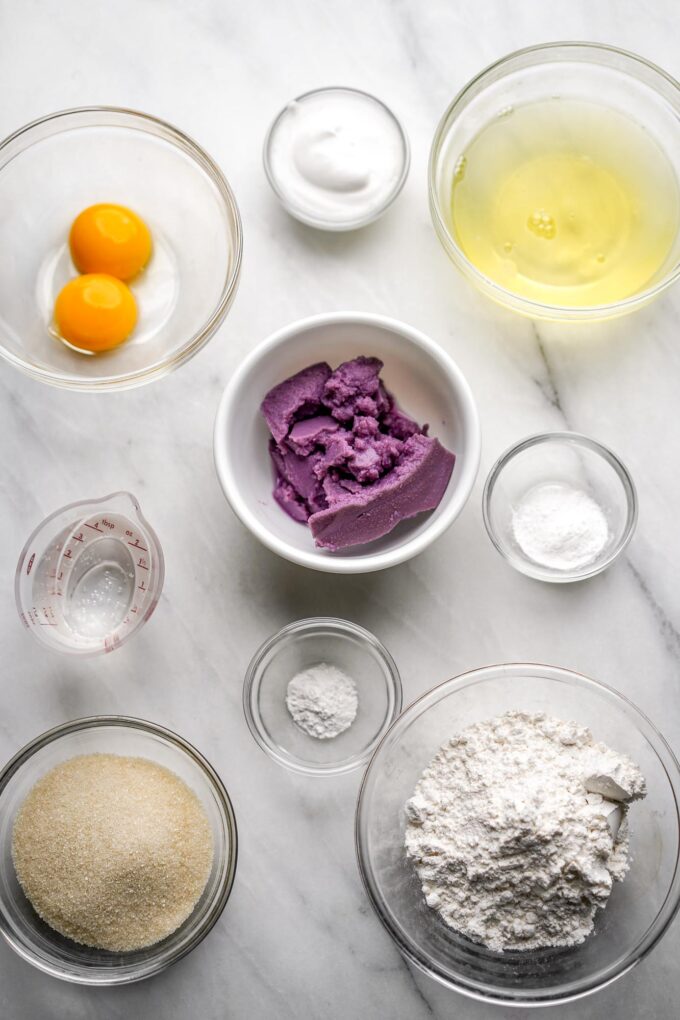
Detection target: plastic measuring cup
<box><xmin>15</xmin><ymin>492</ymin><xmax>164</xmax><ymax>655</ymax></box>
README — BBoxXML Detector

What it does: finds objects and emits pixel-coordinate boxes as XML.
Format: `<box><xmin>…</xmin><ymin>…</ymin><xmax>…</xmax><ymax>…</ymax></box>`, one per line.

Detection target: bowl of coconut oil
<box><xmin>429</xmin><ymin>43</ymin><xmax>680</xmax><ymax>321</ymax></box>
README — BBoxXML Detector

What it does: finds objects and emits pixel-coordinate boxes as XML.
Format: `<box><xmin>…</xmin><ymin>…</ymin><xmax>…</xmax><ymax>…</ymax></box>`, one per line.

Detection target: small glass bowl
<box><xmin>263</xmin><ymin>87</ymin><xmax>410</xmax><ymax>231</ymax></box>
<box><xmin>429</xmin><ymin>43</ymin><xmax>680</xmax><ymax>320</ymax></box>
<box><xmin>0</xmin><ymin>107</ymin><xmax>242</xmax><ymax>390</ymax></box>
<box><xmin>243</xmin><ymin>618</ymin><xmax>402</xmax><ymax>776</ymax></box>
<box><xmin>483</xmin><ymin>432</ymin><xmax>637</xmax><ymax>582</ymax></box>
<box><xmin>0</xmin><ymin>717</ymin><xmax>237</xmax><ymax>984</ymax></box>
<box><xmin>356</xmin><ymin>663</ymin><xmax>680</xmax><ymax>1006</ymax></box>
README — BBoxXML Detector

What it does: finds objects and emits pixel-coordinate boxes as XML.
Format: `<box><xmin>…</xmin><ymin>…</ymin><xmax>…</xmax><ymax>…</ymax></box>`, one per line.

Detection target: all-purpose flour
<box><xmin>404</xmin><ymin>711</ymin><xmax>645</xmax><ymax>952</ymax></box>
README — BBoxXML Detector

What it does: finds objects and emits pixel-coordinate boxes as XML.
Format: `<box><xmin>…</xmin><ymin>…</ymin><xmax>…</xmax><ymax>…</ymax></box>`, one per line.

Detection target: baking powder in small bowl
<box><xmin>286</xmin><ymin>662</ymin><xmax>359</xmax><ymax>739</ymax></box>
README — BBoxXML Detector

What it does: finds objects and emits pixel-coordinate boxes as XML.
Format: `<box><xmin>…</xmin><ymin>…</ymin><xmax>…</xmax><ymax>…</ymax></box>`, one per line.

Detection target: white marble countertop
<box><xmin>1</xmin><ymin>0</ymin><xmax>679</xmax><ymax>1017</ymax></box>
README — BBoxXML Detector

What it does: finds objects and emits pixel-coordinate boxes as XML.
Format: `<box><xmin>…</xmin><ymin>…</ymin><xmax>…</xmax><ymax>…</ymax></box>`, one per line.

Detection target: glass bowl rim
<box><xmin>482</xmin><ymin>431</ymin><xmax>638</xmax><ymax>582</ymax></box>
<box><xmin>243</xmin><ymin>616</ymin><xmax>403</xmax><ymax>776</ymax></box>
<box><xmin>355</xmin><ymin>661</ymin><xmax>680</xmax><ymax>1006</ymax></box>
<box><xmin>0</xmin><ymin>714</ymin><xmax>238</xmax><ymax>985</ymax></box>
<box><xmin>428</xmin><ymin>41</ymin><xmax>680</xmax><ymax>319</ymax></box>
<box><xmin>262</xmin><ymin>85</ymin><xmax>411</xmax><ymax>231</ymax></box>
<box><xmin>0</xmin><ymin>105</ymin><xmax>243</xmax><ymax>391</ymax></box>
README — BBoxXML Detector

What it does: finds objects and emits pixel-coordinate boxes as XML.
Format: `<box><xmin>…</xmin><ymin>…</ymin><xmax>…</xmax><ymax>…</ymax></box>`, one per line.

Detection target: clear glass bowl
<box><xmin>0</xmin><ymin>717</ymin><xmax>237</xmax><ymax>984</ymax></box>
<box><xmin>356</xmin><ymin>664</ymin><xmax>680</xmax><ymax>1006</ymax></box>
<box><xmin>0</xmin><ymin>107</ymin><xmax>242</xmax><ymax>390</ymax></box>
<box><xmin>243</xmin><ymin>618</ymin><xmax>402</xmax><ymax>776</ymax></box>
<box><xmin>429</xmin><ymin>43</ymin><xmax>680</xmax><ymax>321</ymax></box>
<box><xmin>482</xmin><ymin>432</ymin><xmax>637</xmax><ymax>582</ymax></box>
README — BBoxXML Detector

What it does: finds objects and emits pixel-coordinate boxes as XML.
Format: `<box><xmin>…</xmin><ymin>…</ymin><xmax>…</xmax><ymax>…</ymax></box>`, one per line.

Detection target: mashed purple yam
<box><xmin>322</xmin><ymin>356</ymin><xmax>391</xmax><ymax>422</ymax></box>
<box><xmin>261</xmin><ymin>362</ymin><xmax>331</xmax><ymax>444</ymax></box>
<box><xmin>310</xmin><ymin>434</ymin><xmax>455</xmax><ymax>550</ymax></box>
<box><xmin>261</xmin><ymin>356</ymin><xmax>456</xmax><ymax>551</ymax></box>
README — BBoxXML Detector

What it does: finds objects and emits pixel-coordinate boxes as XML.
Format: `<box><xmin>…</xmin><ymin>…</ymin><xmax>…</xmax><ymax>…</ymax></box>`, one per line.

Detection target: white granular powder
<box><xmin>511</xmin><ymin>482</ymin><xmax>610</xmax><ymax>570</ymax></box>
<box><xmin>12</xmin><ymin>754</ymin><xmax>214</xmax><ymax>952</ymax></box>
<box><xmin>286</xmin><ymin>662</ymin><xmax>358</xmax><ymax>739</ymax></box>
<box><xmin>404</xmin><ymin>711</ymin><xmax>646</xmax><ymax>952</ymax></box>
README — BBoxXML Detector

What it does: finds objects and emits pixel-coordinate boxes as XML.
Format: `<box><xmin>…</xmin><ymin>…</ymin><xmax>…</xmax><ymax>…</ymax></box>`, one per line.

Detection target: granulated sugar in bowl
<box><xmin>12</xmin><ymin>753</ymin><xmax>213</xmax><ymax>952</ymax></box>
<box><xmin>0</xmin><ymin>716</ymin><xmax>238</xmax><ymax>984</ymax></box>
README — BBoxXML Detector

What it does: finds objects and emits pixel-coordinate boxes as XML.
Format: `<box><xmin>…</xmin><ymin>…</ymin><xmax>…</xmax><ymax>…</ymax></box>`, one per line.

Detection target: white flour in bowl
<box><xmin>404</xmin><ymin>711</ymin><xmax>645</xmax><ymax>952</ymax></box>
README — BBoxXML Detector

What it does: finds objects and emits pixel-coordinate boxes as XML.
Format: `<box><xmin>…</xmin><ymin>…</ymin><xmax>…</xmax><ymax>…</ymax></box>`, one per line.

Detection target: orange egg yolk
<box><xmin>69</xmin><ymin>203</ymin><xmax>152</xmax><ymax>281</ymax></box>
<box><xmin>54</xmin><ymin>274</ymin><xmax>137</xmax><ymax>353</ymax></box>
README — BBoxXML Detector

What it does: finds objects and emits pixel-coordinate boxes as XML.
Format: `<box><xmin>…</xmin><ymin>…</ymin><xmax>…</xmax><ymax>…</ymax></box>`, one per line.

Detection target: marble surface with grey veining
<box><xmin>1</xmin><ymin>1</ymin><xmax>679</xmax><ymax>1017</ymax></box>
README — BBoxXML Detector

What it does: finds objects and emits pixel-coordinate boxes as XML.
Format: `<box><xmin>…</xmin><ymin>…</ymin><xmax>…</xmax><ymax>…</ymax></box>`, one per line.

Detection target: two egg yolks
<box><xmin>55</xmin><ymin>204</ymin><xmax>151</xmax><ymax>352</ymax></box>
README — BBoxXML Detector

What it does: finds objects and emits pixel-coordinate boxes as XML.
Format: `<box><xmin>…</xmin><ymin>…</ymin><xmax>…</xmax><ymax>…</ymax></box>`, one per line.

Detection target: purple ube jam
<box><xmin>261</xmin><ymin>356</ymin><xmax>456</xmax><ymax>551</ymax></box>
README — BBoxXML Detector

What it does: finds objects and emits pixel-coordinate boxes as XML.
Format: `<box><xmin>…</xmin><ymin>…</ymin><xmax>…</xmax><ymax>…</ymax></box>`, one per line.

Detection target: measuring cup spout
<box><xmin>100</xmin><ymin>491</ymin><xmax>142</xmax><ymax>515</ymax></box>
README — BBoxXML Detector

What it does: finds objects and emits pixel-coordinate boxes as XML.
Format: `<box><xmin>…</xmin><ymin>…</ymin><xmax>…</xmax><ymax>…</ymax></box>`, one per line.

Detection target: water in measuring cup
<box><xmin>62</xmin><ymin>539</ymin><xmax>135</xmax><ymax>639</ymax></box>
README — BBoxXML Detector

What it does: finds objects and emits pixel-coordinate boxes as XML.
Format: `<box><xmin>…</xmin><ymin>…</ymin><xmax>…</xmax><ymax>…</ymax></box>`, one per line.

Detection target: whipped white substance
<box><xmin>405</xmin><ymin>711</ymin><xmax>646</xmax><ymax>952</ymax></box>
<box><xmin>267</xmin><ymin>89</ymin><xmax>407</xmax><ymax>228</ymax></box>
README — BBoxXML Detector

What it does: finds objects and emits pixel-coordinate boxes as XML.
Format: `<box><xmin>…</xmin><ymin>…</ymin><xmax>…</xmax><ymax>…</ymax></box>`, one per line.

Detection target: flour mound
<box><xmin>404</xmin><ymin>711</ymin><xmax>645</xmax><ymax>952</ymax></box>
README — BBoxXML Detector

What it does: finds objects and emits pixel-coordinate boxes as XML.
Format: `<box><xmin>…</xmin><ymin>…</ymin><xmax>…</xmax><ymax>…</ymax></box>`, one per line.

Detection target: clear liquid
<box><xmin>63</xmin><ymin>539</ymin><xmax>135</xmax><ymax>639</ymax></box>
<box><xmin>450</xmin><ymin>98</ymin><xmax>680</xmax><ymax>306</ymax></box>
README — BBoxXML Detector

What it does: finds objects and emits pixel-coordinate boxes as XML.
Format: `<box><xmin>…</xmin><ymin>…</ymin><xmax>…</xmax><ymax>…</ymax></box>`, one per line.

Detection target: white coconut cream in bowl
<box><xmin>264</xmin><ymin>87</ymin><xmax>410</xmax><ymax>231</ymax></box>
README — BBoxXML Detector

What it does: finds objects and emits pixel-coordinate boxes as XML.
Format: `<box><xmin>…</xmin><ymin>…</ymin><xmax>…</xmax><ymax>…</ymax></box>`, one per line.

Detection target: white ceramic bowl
<box><xmin>213</xmin><ymin>312</ymin><xmax>480</xmax><ymax>573</ymax></box>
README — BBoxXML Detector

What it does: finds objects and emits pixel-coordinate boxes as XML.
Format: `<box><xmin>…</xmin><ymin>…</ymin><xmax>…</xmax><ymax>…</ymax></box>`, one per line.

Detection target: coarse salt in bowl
<box><xmin>483</xmin><ymin>432</ymin><xmax>637</xmax><ymax>582</ymax></box>
<box><xmin>213</xmin><ymin>312</ymin><xmax>481</xmax><ymax>574</ymax></box>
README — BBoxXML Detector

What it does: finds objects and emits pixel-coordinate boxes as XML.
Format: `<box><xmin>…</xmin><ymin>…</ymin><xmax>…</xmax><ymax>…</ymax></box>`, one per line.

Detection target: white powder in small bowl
<box><xmin>511</xmin><ymin>481</ymin><xmax>610</xmax><ymax>571</ymax></box>
<box><xmin>286</xmin><ymin>662</ymin><xmax>358</xmax><ymax>739</ymax></box>
<box><xmin>12</xmin><ymin>753</ymin><xmax>213</xmax><ymax>952</ymax></box>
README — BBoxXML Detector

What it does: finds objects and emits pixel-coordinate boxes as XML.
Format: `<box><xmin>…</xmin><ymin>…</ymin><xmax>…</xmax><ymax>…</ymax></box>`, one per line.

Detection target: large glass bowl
<box><xmin>0</xmin><ymin>108</ymin><xmax>242</xmax><ymax>390</ymax></box>
<box><xmin>356</xmin><ymin>664</ymin><xmax>680</xmax><ymax>1006</ymax></box>
<box><xmin>429</xmin><ymin>43</ymin><xmax>680</xmax><ymax>321</ymax></box>
<box><xmin>0</xmin><ymin>717</ymin><xmax>238</xmax><ymax>984</ymax></box>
